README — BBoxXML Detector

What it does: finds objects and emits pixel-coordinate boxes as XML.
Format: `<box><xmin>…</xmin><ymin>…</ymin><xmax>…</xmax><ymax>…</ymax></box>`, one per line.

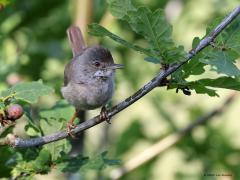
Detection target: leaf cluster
<box><xmin>89</xmin><ymin>0</ymin><xmax>240</xmax><ymax>96</ymax></box>
<box><xmin>0</xmin><ymin>81</ymin><xmax>119</xmax><ymax>178</ymax></box>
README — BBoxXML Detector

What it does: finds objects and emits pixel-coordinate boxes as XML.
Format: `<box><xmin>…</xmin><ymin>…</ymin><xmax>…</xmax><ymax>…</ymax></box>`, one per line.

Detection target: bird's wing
<box><xmin>64</xmin><ymin>57</ymin><xmax>86</xmax><ymax>86</ymax></box>
<box><xmin>64</xmin><ymin>62</ymin><xmax>71</xmax><ymax>86</ymax></box>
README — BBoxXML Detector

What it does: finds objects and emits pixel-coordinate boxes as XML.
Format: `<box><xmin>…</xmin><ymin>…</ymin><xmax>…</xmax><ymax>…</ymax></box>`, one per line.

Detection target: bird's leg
<box><xmin>100</xmin><ymin>106</ymin><xmax>111</xmax><ymax>124</ymax></box>
<box><xmin>67</xmin><ymin>111</ymin><xmax>78</xmax><ymax>136</ymax></box>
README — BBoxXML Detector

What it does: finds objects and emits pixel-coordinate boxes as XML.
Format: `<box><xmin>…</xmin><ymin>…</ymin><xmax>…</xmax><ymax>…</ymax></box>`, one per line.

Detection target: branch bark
<box><xmin>109</xmin><ymin>93</ymin><xmax>237</xmax><ymax>179</ymax></box>
<box><xmin>4</xmin><ymin>6</ymin><xmax>240</xmax><ymax>148</ymax></box>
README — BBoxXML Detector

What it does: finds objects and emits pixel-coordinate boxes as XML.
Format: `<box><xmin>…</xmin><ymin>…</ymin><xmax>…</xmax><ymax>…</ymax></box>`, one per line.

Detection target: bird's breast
<box><xmin>61</xmin><ymin>78</ymin><xmax>114</xmax><ymax>110</ymax></box>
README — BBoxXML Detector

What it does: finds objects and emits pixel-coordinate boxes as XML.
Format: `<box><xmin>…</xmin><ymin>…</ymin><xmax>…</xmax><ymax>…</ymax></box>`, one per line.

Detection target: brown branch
<box><xmin>109</xmin><ymin>93</ymin><xmax>237</xmax><ymax>179</ymax></box>
<box><xmin>2</xmin><ymin>6</ymin><xmax>240</xmax><ymax>148</ymax></box>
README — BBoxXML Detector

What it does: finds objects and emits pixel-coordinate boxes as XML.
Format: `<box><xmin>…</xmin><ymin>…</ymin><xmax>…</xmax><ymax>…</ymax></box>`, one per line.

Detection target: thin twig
<box><xmin>109</xmin><ymin>93</ymin><xmax>237</xmax><ymax>179</ymax></box>
<box><xmin>3</xmin><ymin>6</ymin><xmax>240</xmax><ymax>148</ymax></box>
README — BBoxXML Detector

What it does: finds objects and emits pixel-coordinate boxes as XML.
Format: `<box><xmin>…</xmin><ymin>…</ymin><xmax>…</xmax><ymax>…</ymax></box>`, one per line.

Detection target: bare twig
<box><xmin>3</xmin><ymin>6</ymin><xmax>240</xmax><ymax>148</ymax></box>
<box><xmin>109</xmin><ymin>93</ymin><xmax>237</xmax><ymax>179</ymax></box>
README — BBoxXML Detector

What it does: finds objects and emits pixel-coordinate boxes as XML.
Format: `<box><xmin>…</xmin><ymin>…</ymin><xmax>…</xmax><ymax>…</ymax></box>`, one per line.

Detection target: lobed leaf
<box><xmin>55</xmin><ymin>153</ymin><xmax>88</xmax><ymax>173</ymax></box>
<box><xmin>125</xmin><ymin>7</ymin><xmax>186</xmax><ymax>63</ymax></box>
<box><xmin>105</xmin><ymin>0</ymin><xmax>187</xmax><ymax>64</ymax></box>
<box><xmin>1</xmin><ymin>81</ymin><xmax>54</xmax><ymax>104</ymax></box>
<box><xmin>88</xmin><ymin>23</ymin><xmax>152</xmax><ymax>56</ymax></box>
<box><xmin>182</xmin><ymin>37</ymin><xmax>206</xmax><ymax>78</ymax></box>
<box><xmin>39</xmin><ymin>100</ymin><xmax>74</xmax><ymax>160</ymax></box>
<box><xmin>10</xmin><ymin>149</ymin><xmax>51</xmax><ymax>178</ymax></box>
<box><xmin>81</xmin><ymin>151</ymin><xmax>120</xmax><ymax>171</ymax></box>
<box><xmin>194</xmin><ymin>77</ymin><xmax>240</xmax><ymax>91</ymax></box>
<box><xmin>214</xmin><ymin>16</ymin><xmax>240</xmax><ymax>55</ymax></box>
<box><xmin>107</xmin><ymin>0</ymin><xmax>136</xmax><ymax>18</ymax></box>
<box><xmin>173</xmin><ymin>77</ymin><xmax>240</xmax><ymax>97</ymax></box>
<box><xmin>39</xmin><ymin>100</ymin><xmax>75</xmax><ymax>134</ymax></box>
<box><xmin>144</xmin><ymin>57</ymin><xmax>160</xmax><ymax>64</ymax></box>
<box><xmin>200</xmin><ymin>51</ymin><xmax>240</xmax><ymax>76</ymax></box>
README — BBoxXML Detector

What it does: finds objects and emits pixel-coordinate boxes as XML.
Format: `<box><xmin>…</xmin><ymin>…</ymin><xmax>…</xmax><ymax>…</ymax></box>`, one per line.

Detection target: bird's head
<box><xmin>82</xmin><ymin>46</ymin><xmax>123</xmax><ymax>79</ymax></box>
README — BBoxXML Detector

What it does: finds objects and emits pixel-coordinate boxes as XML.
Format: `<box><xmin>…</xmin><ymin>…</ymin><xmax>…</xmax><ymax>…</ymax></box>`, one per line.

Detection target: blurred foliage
<box><xmin>0</xmin><ymin>0</ymin><xmax>240</xmax><ymax>180</ymax></box>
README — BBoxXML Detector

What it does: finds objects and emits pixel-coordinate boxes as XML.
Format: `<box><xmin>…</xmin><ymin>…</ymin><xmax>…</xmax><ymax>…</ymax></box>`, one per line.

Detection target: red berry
<box><xmin>7</xmin><ymin>104</ymin><xmax>24</xmax><ymax>120</ymax></box>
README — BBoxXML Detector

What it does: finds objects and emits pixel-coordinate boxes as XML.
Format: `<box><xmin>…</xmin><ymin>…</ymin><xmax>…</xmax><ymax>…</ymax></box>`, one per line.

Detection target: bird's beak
<box><xmin>108</xmin><ymin>64</ymin><xmax>124</xmax><ymax>70</ymax></box>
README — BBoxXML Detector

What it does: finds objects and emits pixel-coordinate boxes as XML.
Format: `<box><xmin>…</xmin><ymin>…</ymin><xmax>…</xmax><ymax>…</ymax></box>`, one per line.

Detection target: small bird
<box><xmin>61</xmin><ymin>45</ymin><xmax>123</xmax><ymax>133</ymax></box>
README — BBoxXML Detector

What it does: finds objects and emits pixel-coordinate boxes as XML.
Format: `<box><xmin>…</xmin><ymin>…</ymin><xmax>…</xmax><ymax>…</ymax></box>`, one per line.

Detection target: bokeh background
<box><xmin>0</xmin><ymin>0</ymin><xmax>240</xmax><ymax>179</ymax></box>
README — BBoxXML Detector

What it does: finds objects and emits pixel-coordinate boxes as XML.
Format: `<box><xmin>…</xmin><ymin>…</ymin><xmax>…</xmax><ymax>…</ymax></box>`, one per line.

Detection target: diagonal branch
<box><xmin>109</xmin><ymin>93</ymin><xmax>237</xmax><ymax>179</ymax></box>
<box><xmin>4</xmin><ymin>6</ymin><xmax>240</xmax><ymax>148</ymax></box>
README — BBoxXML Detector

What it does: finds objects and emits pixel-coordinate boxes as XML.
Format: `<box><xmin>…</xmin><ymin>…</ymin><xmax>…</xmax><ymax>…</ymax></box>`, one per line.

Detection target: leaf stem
<box><xmin>0</xmin><ymin>92</ymin><xmax>16</xmax><ymax>103</ymax></box>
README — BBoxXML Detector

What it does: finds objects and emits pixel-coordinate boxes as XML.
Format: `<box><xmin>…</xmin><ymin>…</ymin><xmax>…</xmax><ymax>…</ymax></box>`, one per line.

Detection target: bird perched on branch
<box><xmin>61</xmin><ymin>26</ymin><xmax>123</xmax><ymax>134</ymax></box>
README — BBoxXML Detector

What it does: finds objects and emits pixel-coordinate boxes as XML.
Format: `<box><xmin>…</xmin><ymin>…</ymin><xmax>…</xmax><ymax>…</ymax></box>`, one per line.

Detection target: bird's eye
<box><xmin>93</xmin><ymin>61</ymin><xmax>100</xmax><ymax>67</ymax></box>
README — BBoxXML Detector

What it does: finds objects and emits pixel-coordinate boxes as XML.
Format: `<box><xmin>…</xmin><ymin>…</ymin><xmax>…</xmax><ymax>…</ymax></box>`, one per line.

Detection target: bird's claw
<box><xmin>100</xmin><ymin>106</ymin><xmax>111</xmax><ymax>124</ymax></box>
<box><xmin>66</xmin><ymin>112</ymin><xmax>78</xmax><ymax>138</ymax></box>
<box><xmin>67</xmin><ymin>121</ymin><xmax>77</xmax><ymax>138</ymax></box>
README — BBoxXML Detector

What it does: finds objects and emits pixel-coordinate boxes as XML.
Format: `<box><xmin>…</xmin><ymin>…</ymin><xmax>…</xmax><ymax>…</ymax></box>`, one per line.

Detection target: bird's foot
<box><xmin>100</xmin><ymin>106</ymin><xmax>111</xmax><ymax>124</ymax></box>
<box><xmin>67</xmin><ymin>121</ymin><xmax>76</xmax><ymax>132</ymax></box>
<box><xmin>66</xmin><ymin>112</ymin><xmax>77</xmax><ymax>138</ymax></box>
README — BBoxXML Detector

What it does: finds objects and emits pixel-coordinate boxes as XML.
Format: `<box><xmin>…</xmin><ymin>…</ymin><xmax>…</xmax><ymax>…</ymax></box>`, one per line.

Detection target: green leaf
<box><xmin>45</xmin><ymin>140</ymin><xmax>71</xmax><ymax>161</ymax></box>
<box><xmin>213</xmin><ymin>16</ymin><xmax>240</xmax><ymax>56</ymax></box>
<box><xmin>0</xmin><ymin>147</ymin><xmax>12</xmax><ymax>177</ymax></box>
<box><xmin>0</xmin><ymin>125</ymin><xmax>14</xmax><ymax>138</ymax></box>
<box><xmin>24</xmin><ymin>110</ymin><xmax>42</xmax><ymax>137</ymax></box>
<box><xmin>144</xmin><ymin>57</ymin><xmax>160</xmax><ymax>64</ymax></box>
<box><xmin>88</xmin><ymin>23</ymin><xmax>152</xmax><ymax>56</ymax></box>
<box><xmin>39</xmin><ymin>100</ymin><xmax>75</xmax><ymax>134</ymax></box>
<box><xmin>55</xmin><ymin>153</ymin><xmax>88</xmax><ymax>173</ymax></box>
<box><xmin>189</xmin><ymin>82</ymin><xmax>219</xmax><ymax>97</ymax></box>
<box><xmin>10</xmin><ymin>149</ymin><xmax>51</xmax><ymax>178</ymax></box>
<box><xmin>126</xmin><ymin>7</ymin><xmax>186</xmax><ymax>63</ymax></box>
<box><xmin>1</xmin><ymin>81</ymin><xmax>54</xmax><ymax>104</ymax></box>
<box><xmin>195</xmin><ymin>77</ymin><xmax>240</xmax><ymax>91</ymax></box>
<box><xmin>176</xmin><ymin>77</ymin><xmax>240</xmax><ymax>97</ymax></box>
<box><xmin>169</xmin><ymin>81</ymin><xmax>218</xmax><ymax>97</ymax></box>
<box><xmin>127</xmin><ymin>8</ymin><xmax>171</xmax><ymax>49</ymax></box>
<box><xmin>31</xmin><ymin>148</ymin><xmax>51</xmax><ymax>172</ymax></box>
<box><xmin>182</xmin><ymin>37</ymin><xmax>206</xmax><ymax>78</ymax></box>
<box><xmin>200</xmin><ymin>51</ymin><xmax>240</xmax><ymax>76</ymax></box>
<box><xmin>25</xmin><ymin>124</ymin><xmax>41</xmax><ymax>137</ymax></box>
<box><xmin>0</xmin><ymin>102</ymin><xmax>4</xmax><ymax>109</ymax></box>
<box><xmin>40</xmin><ymin>100</ymin><xmax>74</xmax><ymax>160</ymax></box>
<box><xmin>106</xmin><ymin>0</ymin><xmax>187</xmax><ymax>64</ymax></box>
<box><xmin>81</xmin><ymin>151</ymin><xmax>120</xmax><ymax>171</ymax></box>
<box><xmin>223</xmin><ymin>17</ymin><xmax>240</xmax><ymax>55</ymax></box>
<box><xmin>107</xmin><ymin>0</ymin><xmax>136</xmax><ymax>18</ymax></box>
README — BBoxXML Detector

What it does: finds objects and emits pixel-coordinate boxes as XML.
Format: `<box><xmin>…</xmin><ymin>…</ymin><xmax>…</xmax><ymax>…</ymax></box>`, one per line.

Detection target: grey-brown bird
<box><xmin>62</xmin><ymin>39</ymin><xmax>123</xmax><ymax>133</ymax></box>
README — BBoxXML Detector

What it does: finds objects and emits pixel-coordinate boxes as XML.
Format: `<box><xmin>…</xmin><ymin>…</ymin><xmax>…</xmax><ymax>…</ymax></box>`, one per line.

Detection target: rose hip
<box><xmin>7</xmin><ymin>104</ymin><xmax>24</xmax><ymax>120</ymax></box>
